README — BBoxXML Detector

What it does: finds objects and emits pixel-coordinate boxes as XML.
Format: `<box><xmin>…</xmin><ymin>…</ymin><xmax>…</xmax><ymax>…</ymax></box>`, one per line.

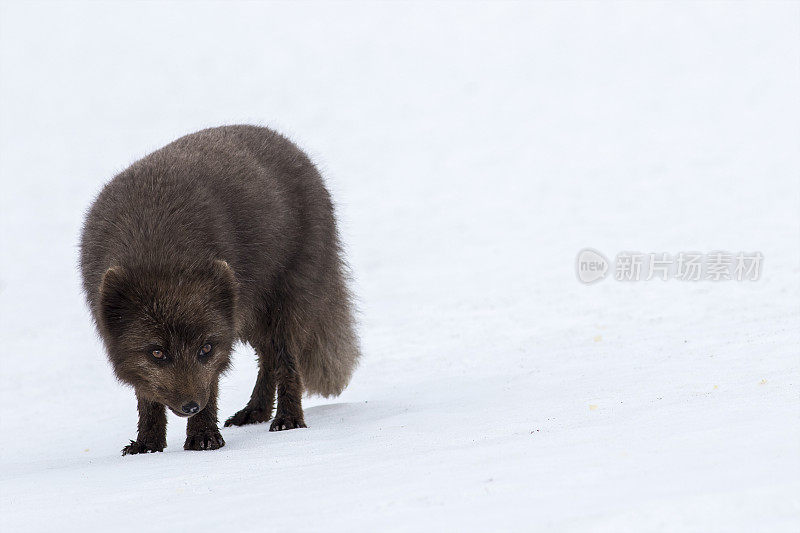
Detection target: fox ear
<box><xmin>98</xmin><ymin>266</ymin><xmax>131</xmax><ymax>333</ymax></box>
<box><xmin>213</xmin><ymin>260</ymin><xmax>236</xmax><ymax>285</ymax></box>
<box><xmin>212</xmin><ymin>260</ymin><xmax>238</xmax><ymax>322</ymax></box>
<box><xmin>99</xmin><ymin>265</ymin><xmax>125</xmax><ymax>292</ymax></box>
<box><xmin>212</xmin><ymin>260</ymin><xmax>237</xmax><ymax>291</ymax></box>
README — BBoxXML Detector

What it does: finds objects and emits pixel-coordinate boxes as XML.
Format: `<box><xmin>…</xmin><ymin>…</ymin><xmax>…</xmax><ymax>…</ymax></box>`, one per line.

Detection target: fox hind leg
<box><xmin>224</xmin><ymin>343</ymin><xmax>277</xmax><ymax>427</ymax></box>
<box><xmin>269</xmin><ymin>338</ymin><xmax>306</xmax><ymax>431</ymax></box>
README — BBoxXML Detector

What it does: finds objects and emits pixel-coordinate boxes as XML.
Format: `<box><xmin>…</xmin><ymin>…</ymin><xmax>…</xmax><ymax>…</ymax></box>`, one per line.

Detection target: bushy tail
<box><xmin>287</xmin><ymin>276</ymin><xmax>360</xmax><ymax>398</ymax></box>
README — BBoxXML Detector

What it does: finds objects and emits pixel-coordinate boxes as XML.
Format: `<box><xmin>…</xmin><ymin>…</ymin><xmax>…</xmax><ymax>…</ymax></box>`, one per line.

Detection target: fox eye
<box><xmin>151</xmin><ymin>349</ymin><xmax>166</xmax><ymax>360</ymax></box>
<box><xmin>198</xmin><ymin>343</ymin><xmax>213</xmax><ymax>358</ymax></box>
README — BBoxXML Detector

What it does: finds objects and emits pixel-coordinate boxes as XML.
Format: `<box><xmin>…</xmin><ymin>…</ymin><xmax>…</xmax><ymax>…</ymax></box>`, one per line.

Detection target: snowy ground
<box><xmin>1</xmin><ymin>2</ymin><xmax>799</xmax><ymax>532</ymax></box>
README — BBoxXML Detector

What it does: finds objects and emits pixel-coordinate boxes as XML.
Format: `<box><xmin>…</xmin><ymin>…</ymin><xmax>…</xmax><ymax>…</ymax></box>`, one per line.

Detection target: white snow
<box><xmin>1</xmin><ymin>2</ymin><xmax>798</xmax><ymax>532</ymax></box>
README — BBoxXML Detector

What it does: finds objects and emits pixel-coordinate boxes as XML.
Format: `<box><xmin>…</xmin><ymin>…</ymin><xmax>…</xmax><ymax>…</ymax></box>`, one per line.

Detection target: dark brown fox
<box><xmin>80</xmin><ymin>125</ymin><xmax>360</xmax><ymax>455</ymax></box>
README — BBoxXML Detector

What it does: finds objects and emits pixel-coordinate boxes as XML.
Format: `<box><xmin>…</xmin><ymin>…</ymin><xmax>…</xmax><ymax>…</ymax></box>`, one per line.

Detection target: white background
<box><xmin>1</xmin><ymin>2</ymin><xmax>798</xmax><ymax>531</ymax></box>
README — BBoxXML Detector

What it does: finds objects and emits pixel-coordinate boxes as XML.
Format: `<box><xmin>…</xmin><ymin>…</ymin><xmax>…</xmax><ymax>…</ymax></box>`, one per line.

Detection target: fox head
<box><xmin>96</xmin><ymin>259</ymin><xmax>237</xmax><ymax>416</ymax></box>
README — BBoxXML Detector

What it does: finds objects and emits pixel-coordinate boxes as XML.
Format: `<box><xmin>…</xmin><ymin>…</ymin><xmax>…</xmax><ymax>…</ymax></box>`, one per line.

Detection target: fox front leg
<box><xmin>122</xmin><ymin>395</ymin><xmax>167</xmax><ymax>455</ymax></box>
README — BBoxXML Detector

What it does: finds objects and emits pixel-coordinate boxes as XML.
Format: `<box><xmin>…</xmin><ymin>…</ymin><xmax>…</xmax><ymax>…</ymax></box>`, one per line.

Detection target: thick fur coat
<box><xmin>80</xmin><ymin>125</ymin><xmax>360</xmax><ymax>454</ymax></box>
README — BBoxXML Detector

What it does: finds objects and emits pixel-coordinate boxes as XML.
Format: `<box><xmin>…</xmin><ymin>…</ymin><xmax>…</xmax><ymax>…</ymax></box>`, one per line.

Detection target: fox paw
<box><xmin>121</xmin><ymin>439</ymin><xmax>165</xmax><ymax>456</ymax></box>
<box><xmin>269</xmin><ymin>415</ymin><xmax>307</xmax><ymax>431</ymax></box>
<box><xmin>184</xmin><ymin>429</ymin><xmax>225</xmax><ymax>451</ymax></box>
<box><xmin>224</xmin><ymin>407</ymin><xmax>271</xmax><ymax>427</ymax></box>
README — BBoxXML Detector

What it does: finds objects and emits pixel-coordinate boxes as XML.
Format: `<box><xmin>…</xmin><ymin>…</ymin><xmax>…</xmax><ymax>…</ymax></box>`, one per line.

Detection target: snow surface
<box><xmin>1</xmin><ymin>2</ymin><xmax>799</xmax><ymax>532</ymax></box>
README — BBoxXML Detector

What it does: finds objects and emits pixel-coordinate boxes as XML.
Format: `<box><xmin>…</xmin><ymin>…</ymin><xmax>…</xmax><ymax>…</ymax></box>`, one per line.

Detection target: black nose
<box><xmin>181</xmin><ymin>401</ymin><xmax>200</xmax><ymax>414</ymax></box>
